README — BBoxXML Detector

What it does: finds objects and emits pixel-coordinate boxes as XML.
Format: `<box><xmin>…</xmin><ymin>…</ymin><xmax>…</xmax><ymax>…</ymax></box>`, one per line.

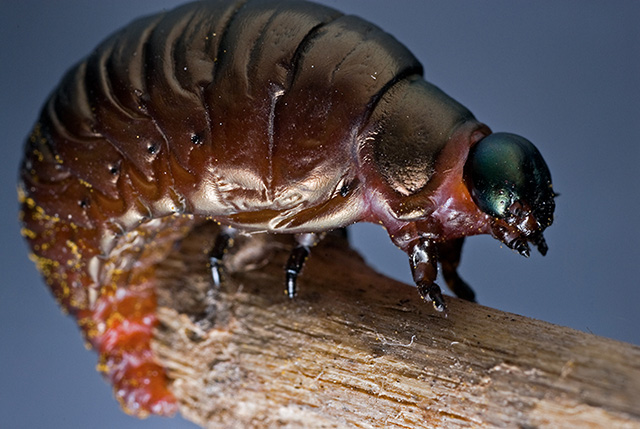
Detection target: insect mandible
<box><xmin>18</xmin><ymin>0</ymin><xmax>555</xmax><ymax>417</ymax></box>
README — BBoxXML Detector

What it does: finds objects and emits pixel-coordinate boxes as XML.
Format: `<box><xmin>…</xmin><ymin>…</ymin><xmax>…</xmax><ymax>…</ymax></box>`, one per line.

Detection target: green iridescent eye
<box><xmin>464</xmin><ymin>133</ymin><xmax>555</xmax><ymax>228</ymax></box>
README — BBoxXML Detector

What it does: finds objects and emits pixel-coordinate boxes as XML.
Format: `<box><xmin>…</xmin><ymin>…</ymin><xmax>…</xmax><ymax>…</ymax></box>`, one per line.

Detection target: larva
<box><xmin>19</xmin><ymin>0</ymin><xmax>554</xmax><ymax>417</ymax></box>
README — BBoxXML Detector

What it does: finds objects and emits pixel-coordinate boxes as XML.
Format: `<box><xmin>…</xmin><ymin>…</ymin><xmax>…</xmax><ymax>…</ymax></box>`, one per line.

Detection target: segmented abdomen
<box><xmin>19</xmin><ymin>0</ymin><xmax>422</xmax><ymax>416</ymax></box>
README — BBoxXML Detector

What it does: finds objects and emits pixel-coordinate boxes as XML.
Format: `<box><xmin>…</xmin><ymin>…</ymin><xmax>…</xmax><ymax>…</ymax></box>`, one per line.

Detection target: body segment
<box><xmin>19</xmin><ymin>0</ymin><xmax>554</xmax><ymax>417</ymax></box>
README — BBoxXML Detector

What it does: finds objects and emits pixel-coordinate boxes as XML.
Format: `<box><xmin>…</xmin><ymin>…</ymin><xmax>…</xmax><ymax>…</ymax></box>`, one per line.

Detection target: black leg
<box><xmin>285</xmin><ymin>233</ymin><xmax>321</xmax><ymax>298</ymax></box>
<box><xmin>195</xmin><ymin>226</ymin><xmax>238</xmax><ymax>329</ymax></box>
<box><xmin>208</xmin><ymin>225</ymin><xmax>237</xmax><ymax>287</ymax></box>
<box><xmin>409</xmin><ymin>239</ymin><xmax>446</xmax><ymax>312</ymax></box>
<box><xmin>437</xmin><ymin>238</ymin><xmax>476</xmax><ymax>302</ymax></box>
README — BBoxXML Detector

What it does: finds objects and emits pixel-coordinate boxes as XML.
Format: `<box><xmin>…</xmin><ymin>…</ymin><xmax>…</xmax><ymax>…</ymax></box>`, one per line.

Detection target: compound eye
<box><xmin>464</xmin><ymin>132</ymin><xmax>554</xmax><ymax>226</ymax></box>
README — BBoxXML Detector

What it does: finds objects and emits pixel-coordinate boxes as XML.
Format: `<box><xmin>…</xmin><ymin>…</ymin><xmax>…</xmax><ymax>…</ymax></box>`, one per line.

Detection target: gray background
<box><xmin>1</xmin><ymin>1</ymin><xmax>638</xmax><ymax>427</ymax></box>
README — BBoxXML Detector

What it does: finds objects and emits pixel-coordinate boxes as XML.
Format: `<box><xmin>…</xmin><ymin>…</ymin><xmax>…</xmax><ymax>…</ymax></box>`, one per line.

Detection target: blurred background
<box><xmin>1</xmin><ymin>1</ymin><xmax>638</xmax><ymax>427</ymax></box>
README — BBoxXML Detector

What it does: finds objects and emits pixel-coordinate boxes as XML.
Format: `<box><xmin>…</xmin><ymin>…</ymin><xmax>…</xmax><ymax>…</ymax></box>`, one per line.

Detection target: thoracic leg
<box><xmin>197</xmin><ymin>225</ymin><xmax>238</xmax><ymax>328</ymax></box>
<box><xmin>409</xmin><ymin>238</ymin><xmax>446</xmax><ymax>312</ymax></box>
<box><xmin>437</xmin><ymin>238</ymin><xmax>476</xmax><ymax>302</ymax></box>
<box><xmin>208</xmin><ymin>225</ymin><xmax>238</xmax><ymax>287</ymax></box>
<box><xmin>285</xmin><ymin>232</ymin><xmax>322</xmax><ymax>298</ymax></box>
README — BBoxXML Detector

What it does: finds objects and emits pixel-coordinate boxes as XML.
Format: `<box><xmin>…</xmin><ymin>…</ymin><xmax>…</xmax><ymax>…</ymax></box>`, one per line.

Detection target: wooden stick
<box><xmin>152</xmin><ymin>223</ymin><xmax>640</xmax><ymax>428</ymax></box>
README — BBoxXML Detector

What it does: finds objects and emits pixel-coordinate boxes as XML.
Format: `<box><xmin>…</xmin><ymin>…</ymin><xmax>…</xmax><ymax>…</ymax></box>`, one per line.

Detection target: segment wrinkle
<box><xmin>286</xmin><ymin>18</ymin><xmax>340</xmax><ymax>92</ymax></box>
<box><xmin>200</xmin><ymin>0</ymin><xmax>250</xmax><ymax>152</ymax></box>
<box><xmin>245</xmin><ymin>8</ymin><xmax>278</xmax><ymax>96</ymax></box>
<box><xmin>209</xmin><ymin>0</ymin><xmax>251</xmax><ymax>73</ymax></box>
<box><xmin>170</xmin><ymin>8</ymin><xmax>203</xmax><ymax>95</ymax></box>
<box><xmin>358</xmin><ymin>66</ymin><xmax>423</xmax><ymax>137</ymax></box>
<box><xmin>99</xmin><ymin>44</ymin><xmax>142</xmax><ymax>121</ymax></box>
<box><xmin>95</xmin><ymin>17</ymin><xmax>160</xmax><ymax>182</ymax></box>
<box><xmin>140</xmin><ymin>17</ymin><xmax>182</xmax><ymax>189</ymax></box>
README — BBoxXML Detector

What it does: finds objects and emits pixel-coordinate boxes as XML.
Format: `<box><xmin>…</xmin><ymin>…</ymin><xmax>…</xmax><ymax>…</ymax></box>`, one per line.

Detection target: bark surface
<box><xmin>152</xmin><ymin>223</ymin><xmax>640</xmax><ymax>428</ymax></box>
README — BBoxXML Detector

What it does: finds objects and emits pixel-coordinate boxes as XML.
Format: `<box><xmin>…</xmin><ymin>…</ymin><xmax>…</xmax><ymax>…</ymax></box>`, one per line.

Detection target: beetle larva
<box><xmin>19</xmin><ymin>0</ymin><xmax>555</xmax><ymax>417</ymax></box>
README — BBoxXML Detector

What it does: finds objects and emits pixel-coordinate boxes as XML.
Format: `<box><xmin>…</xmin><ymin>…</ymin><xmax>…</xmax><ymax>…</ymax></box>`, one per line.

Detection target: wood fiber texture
<box><xmin>153</xmin><ymin>223</ymin><xmax>640</xmax><ymax>428</ymax></box>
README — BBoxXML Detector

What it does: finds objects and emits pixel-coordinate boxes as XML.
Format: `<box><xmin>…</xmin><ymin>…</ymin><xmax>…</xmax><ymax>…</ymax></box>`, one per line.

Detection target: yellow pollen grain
<box><xmin>100</xmin><ymin>283</ymin><xmax>117</xmax><ymax>297</ymax></box>
<box><xmin>29</xmin><ymin>253</ymin><xmax>60</xmax><ymax>273</ymax></box>
<box><xmin>111</xmin><ymin>268</ymin><xmax>125</xmax><ymax>278</ymax></box>
<box><xmin>24</xmin><ymin>197</ymin><xmax>37</xmax><ymax>209</ymax></box>
<box><xmin>66</xmin><ymin>240</ymin><xmax>82</xmax><ymax>260</ymax></box>
<box><xmin>17</xmin><ymin>186</ymin><xmax>26</xmax><ymax>203</ymax></box>
<box><xmin>69</xmin><ymin>297</ymin><xmax>85</xmax><ymax>309</ymax></box>
<box><xmin>20</xmin><ymin>228</ymin><xmax>37</xmax><ymax>239</ymax></box>
<box><xmin>96</xmin><ymin>362</ymin><xmax>109</xmax><ymax>373</ymax></box>
<box><xmin>60</xmin><ymin>282</ymin><xmax>71</xmax><ymax>298</ymax></box>
<box><xmin>106</xmin><ymin>312</ymin><xmax>124</xmax><ymax>329</ymax></box>
<box><xmin>32</xmin><ymin>149</ymin><xmax>44</xmax><ymax>162</ymax></box>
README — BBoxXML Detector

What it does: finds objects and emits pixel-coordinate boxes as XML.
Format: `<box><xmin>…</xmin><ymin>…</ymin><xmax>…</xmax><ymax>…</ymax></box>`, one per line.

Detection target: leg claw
<box><xmin>418</xmin><ymin>283</ymin><xmax>447</xmax><ymax>313</ymax></box>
